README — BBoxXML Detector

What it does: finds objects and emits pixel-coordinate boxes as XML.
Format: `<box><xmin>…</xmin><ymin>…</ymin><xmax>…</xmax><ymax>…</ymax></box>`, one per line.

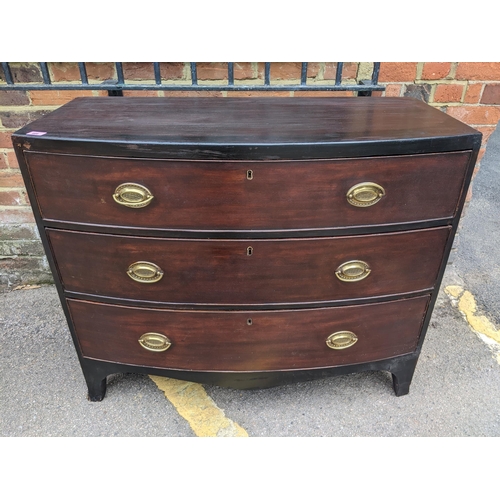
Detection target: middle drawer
<box><xmin>48</xmin><ymin>227</ymin><xmax>450</xmax><ymax>306</ymax></box>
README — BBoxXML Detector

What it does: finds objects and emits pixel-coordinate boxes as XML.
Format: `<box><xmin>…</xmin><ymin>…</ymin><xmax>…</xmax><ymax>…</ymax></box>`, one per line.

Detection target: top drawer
<box><xmin>25</xmin><ymin>151</ymin><xmax>471</xmax><ymax>232</ymax></box>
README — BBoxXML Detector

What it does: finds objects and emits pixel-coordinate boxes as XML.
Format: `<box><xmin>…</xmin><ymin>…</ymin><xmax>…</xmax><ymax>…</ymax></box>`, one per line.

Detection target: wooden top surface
<box><xmin>13</xmin><ymin>97</ymin><xmax>481</xmax><ymax>159</ymax></box>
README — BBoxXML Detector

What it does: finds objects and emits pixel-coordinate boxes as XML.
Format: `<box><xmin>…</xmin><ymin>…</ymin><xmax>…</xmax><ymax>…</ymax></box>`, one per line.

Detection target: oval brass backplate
<box><xmin>335</xmin><ymin>260</ymin><xmax>371</xmax><ymax>282</ymax></box>
<box><xmin>138</xmin><ymin>333</ymin><xmax>172</xmax><ymax>352</ymax></box>
<box><xmin>113</xmin><ymin>183</ymin><xmax>154</xmax><ymax>208</ymax></box>
<box><xmin>347</xmin><ymin>182</ymin><xmax>385</xmax><ymax>207</ymax></box>
<box><xmin>326</xmin><ymin>331</ymin><xmax>358</xmax><ymax>350</ymax></box>
<box><xmin>127</xmin><ymin>261</ymin><xmax>164</xmax><ymax>283</ymax></box>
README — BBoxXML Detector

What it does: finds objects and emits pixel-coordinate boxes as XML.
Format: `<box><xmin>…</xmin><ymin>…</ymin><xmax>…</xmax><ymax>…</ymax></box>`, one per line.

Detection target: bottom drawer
<box><xmin>67</xmin><ymin>296</ymin><xmax>430</xmax><ymax>372</ymax></box>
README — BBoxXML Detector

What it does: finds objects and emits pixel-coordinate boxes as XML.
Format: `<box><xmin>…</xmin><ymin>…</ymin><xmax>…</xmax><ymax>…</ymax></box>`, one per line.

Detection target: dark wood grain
<box><xmin>10</xmin><ymin>96</ymin><xmax>481</xmax><ymax>399</ymax></box>
<box><xmin>68</xmin><ymin>295</ymin><xmax>430</xmax><ymax>371</ymax></box>
<box><xmin>26</xmin><ymin>151</ymin><xmax>470</xmax><ymax>231</ymax></box>
<box><xmin>48</xmin><ymin>227</ymin><xmax>450</xmax><ymax>305</ymax></box>
<box><xmin>13</xmin><ymin>97</ymin><xmax>481</xmax><ymax>160</ymax></box>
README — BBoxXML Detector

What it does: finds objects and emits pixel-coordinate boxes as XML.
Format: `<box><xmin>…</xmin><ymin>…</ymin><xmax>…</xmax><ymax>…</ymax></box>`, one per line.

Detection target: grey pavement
<box><xmin>1</xmin><ymin>125</ymin><xmax>500</xmax><ymax>437</ymax></box>
<box><xmin>455</xmin><ymin>124</ymin><xmax>500</xmax><ymax>325</ymax></box>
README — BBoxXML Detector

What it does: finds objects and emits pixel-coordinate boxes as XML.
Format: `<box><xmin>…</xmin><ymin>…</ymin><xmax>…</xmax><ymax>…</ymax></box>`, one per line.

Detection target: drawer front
<box><xmin>68</xmin><ymin>295</ymin><xmax>430</xmax><ymax>371</ymax></box>
<box><xmin>27</xmin><ymin>151</ymin><xmax>470</xmax><ymax>230</ymax></box>
<box><xmin>48</xmin><ymin>227</ymin><xmax>449</xmax><ymax>305</ymax></box>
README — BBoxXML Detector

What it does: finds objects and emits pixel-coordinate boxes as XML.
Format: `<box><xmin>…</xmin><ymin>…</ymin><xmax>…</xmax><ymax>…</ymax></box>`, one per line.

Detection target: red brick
<box><xmin>306</xmin><ymin>63</ymin><xmax>321</xmax><ymax>79</ymax></box>
<box><xmin>379</xmin><ymin>62</ymin><xmax>417</xmax><ymax>82</ymax></box>
<box><xmin>0</xmin><ymin>110</ymin><xmax>50</xmax><ymax>129</ymax></box>
<box><xmin>433</xmin><ymin>84</ymin><xmax>464</xmax><ymax>103</ymax></box>
<box><xmin>0</xmin><ymin>208</ymin><xmax>35</xmax><ymax>224</ymax></box>
<box><xmin>122</xmin><ymin>63</ymin><xmax>154</xmax><ymax>80</ymax></box>
<box><xmin>447</xmin><ymin>105</ymin><xmax>500</xmax><ymax>125</ymax></box>
<box><xmin>292</xmin><ymin>90</ymin><xmax>354</xmax><ymax>97</ymax></box>
<box><xmin>162</xmin><ymin>91</ymin><xmax>224</xmax><ymax>98</ymax></box>
<box><xmin>268</xmin><ymin>63</ymin><xmax>320</xmax><ymax>80</ymax></box>
<box><xmin>384</xmin><ymin>84</ymin><xmax>403</xmax><ymax>97</ymax></box>
<box><xmin>421</xmin><ymin>62</ymin><xmax>451</xmax><ymax>80</ymax></box>
<box><xmin>225</xmin><ymin>91</ymin><xmax>291</xmax><ymax>98</ymax></box>
<box><xmin>87</xmin><ymin>63</ymin><xmax>118</xmax><ymax>82</ymax></box>
<box><xmin>0</xmin><ymin>90</ymin><xmax>30</xmax><ymax>106</ymax></box>
<box><xmin>29</xmin><ymin>90</ymin><xmax>96</xmax><ymax>106</ymax></box>
<box><xmin>0</xmin><ymin>132</ymin><xmax>13</xmax><ymax>148</ymax></box>
<box><xmin>196</xmin><ymin>63</ymin><xmax>228</xmax><ymax>81</ymax></box>
<box><xmin>233</xmin><ymin>63</ymin><xmax>256</xmax><ymax>80</ymax></box>
<box><xmin>121</xmin><ymin>63</ymin><xmax>185</xmax><ymax>81</ymax></box>
<box><xmin>122</xmin><ymin>90</ymin><xmax>162</xmax><ymax>97</ymax></box>
<box><xmin>456</xmin><ymin>62</ymin><xmax>500</xmax><ymax>81</ymax></box>
<box><xmin>7</xmin><ymin>151</ymin><xmax>18</xmax><ymax>169</ymax></box>
<box><xmin>0</xmin><ymin>152</ymin><xmax>8</xmax><ymax>169</ymax></box>
<box><xmin>255</xmin><ymin>63</ymin><xmax>266</xmax><ymax>79</ymax></box>
<box><xmin>50</xmin><ymin>62</ymin><xmax>115</xmax><ymax>82</ymax></box>
<box><xmin>269</xmin><ymin>63</ymin><xmax>302</xmax><ymax>81</ymax></box>
<box><xmin>324</xmin><ymin>62</ymin><xmax>358</xmax><ymax>80</ymax></box>
<box><xmin>464</xmin><ymin>83</ymin><xmax>483</xmax><ymax>104</ymax></box>
<box><xmin>49</xmin><ymin>62</ymin><xmax>80</xmax><ymax>82</ymax></box>
<box><xmin>0</xmin><ymin>189</ymin><xmax>29</xmax><ymax>206</ymax></box>
<box><xmin>160</xmin><ymin>63</ymin><xmax>185</xmax><ymax>80</ymax></box>
<box><xmin>3</xmin><ymin>63</ymin><xmax>42</xmax><ymax>83</ymax></box>
<box><xmin>0</xmin><ymin>171</ymin><xmax>25</xmax><ymax>188</ymax></box>
<box><xmin>0</xmin><ymin>150</ymin><xmax>17</xmax><ymax>169</ymax></box>
<box><xmin>481</xmin><ymin>84</ymin><xmax>500</xmax><ymax>104</ymax></box>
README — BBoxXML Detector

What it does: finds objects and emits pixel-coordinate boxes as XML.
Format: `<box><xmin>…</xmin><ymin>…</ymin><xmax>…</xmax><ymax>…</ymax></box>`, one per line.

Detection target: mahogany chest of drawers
<box><xmin>13</xmin><ymin>97</ymin><xmax>481</xmax><ymax>401</ymax></box>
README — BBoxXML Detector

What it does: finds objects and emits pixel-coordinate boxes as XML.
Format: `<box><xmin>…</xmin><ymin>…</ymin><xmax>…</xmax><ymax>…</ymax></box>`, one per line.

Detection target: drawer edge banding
<box><xmin>63</xmin><ymin>288</ymin><xmax>437</xmax><ymax>310</ymax></box>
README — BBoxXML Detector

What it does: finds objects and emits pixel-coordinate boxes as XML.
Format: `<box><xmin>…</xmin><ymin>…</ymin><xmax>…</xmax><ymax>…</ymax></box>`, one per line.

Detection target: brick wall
<box><xmin>376</xmin><ymin>62</ymin><xmax>500</xmax><ymax>180</ymax></box>
<box><xmin>1</xmin><ymin>62</ymin><xmax>499</xmax><ymax>289</ymax></box>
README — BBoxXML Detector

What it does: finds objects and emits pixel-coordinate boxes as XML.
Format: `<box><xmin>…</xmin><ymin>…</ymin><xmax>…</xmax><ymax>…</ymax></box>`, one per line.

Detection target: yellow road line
<box><xmin>445</xmin><ymin>285</ymin><xmax>500</xmax><ymax>364</ymax></box>
<box><xmin>149</xmin><ymin>375</ymin><xmax>248</xmax><ymax>437</ymax></box>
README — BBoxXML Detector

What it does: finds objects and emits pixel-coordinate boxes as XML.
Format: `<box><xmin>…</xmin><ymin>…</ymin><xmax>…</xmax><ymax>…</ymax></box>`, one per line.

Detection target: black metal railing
<box><xmin>1</xmin><ymin>62</ymin><xmax>384</xmax><ymax>95</ymax></box>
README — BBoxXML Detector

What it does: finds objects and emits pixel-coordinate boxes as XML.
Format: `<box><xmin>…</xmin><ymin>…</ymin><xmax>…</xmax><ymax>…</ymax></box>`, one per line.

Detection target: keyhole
<box><xmin>247</xmin><ymin>246</ymin><xmax>253</xmax><ymax>256</ymax></box>
<box><xmin>247</xmin><ymin>318</ymin><xmax>253</xmax><ymax>326</ymax></box>
<box><xmin>247</xmin><ymin>170</ymin><xmax>253</xmax><ymax>180</ymax></box>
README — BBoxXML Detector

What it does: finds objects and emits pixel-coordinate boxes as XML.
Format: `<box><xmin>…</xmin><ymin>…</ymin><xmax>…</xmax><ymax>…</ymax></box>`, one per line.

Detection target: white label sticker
<box><xmin>26</xmin><ymin>131</ymin><xmax>47</xmax><ymax>136</ymax></box>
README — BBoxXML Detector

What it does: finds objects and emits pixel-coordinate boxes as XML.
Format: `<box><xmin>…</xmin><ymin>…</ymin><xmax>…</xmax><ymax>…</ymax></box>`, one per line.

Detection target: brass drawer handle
<box><xmin>113</xmin><ymin>183</ymin><xmax>154</xmax><ymax>208</ymax></box>
<box><xmin>127</xmin><ymin>261</ymin><xmax>164</xmax><ymax>283</ymax></box>
<box><xmin>347</xmin><ymin>182</ymin><xmax>385</xmax><ymax>207</ymax></box>
<box><xmin>326</xmin><ymin>331</ymin><xmax>358</xmax><ymax>350</ymax></box>
<box><xmin>139</xmin><ymin>333</ymin><xmax>172</xmax><ymax>352</ymax></box>
<box><xmin>335</xmin><ymin>260</ymin><xmax>371</xmax><ymax>282</ymax></box>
